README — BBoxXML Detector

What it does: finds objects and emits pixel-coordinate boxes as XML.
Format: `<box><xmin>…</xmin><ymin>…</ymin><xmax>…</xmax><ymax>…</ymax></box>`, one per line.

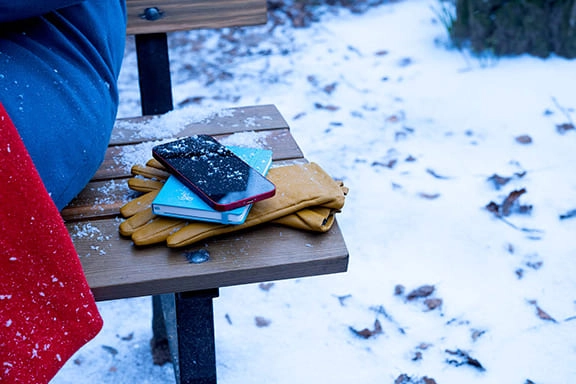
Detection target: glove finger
<box><xmin>127</xmin><ymin>177</ymin><xmax>164</xmax><ymax>193</ymax></box>
<box><xmin>119</xmin><ymin>207</ymin><xmax>156</xmax><ymax>236</ymax></box>
<box><xmin>167</xmin><ymin>221</ymin><xmax>231</xmax><ymax>248</ymax></box>
<box><xmin>273</xmin><ymin>206</ymin><xmax>338</xmax><ymax>232</ymax></box>
<box><xmin>131</xmin><ymin>164</ymin><xmax>170</xmax><ymax>180</ymax></box>
<box><xmin>120</xmin><ymin>190</ymin><xmax>159</xmax><ymax>218</ymax></box>
<box><xmin>146</xmin><ymin>158</ymin><xmax>166</xmax><ymax>170</ymax></box>
<box><xmin>132</xmin><ymin>217</ymin><xmax>188</xmax><ymax>246</ymax></box>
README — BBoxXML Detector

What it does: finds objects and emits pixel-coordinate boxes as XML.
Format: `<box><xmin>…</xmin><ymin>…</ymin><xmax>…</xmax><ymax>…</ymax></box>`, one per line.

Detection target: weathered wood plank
<box><xmin>126</xmin><ymin>0</ymin><xmax>267</xmax><ymax>35</ymax></box>
<box><xmin>110</xmin><ymin>105</ymin><xmax>289</xmax><ymax>146</ymax></box>
<box><xmin>61</xmin><ymin>180</ymin><xmax>135</xmax><ymax>221</ymax></box>
<box><xmin>68</xmin><ymin>218</ymin><xmax>349</xmax><ymax>301</ymax></box>
<box><xmin>94</xmin><ymin>128</ymin><xmax>303</xmax><ymax>181</ymax></box>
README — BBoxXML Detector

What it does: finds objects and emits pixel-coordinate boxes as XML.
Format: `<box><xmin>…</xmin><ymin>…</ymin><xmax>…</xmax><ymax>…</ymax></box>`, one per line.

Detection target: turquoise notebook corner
<box><xmin>152</xmin><ymin>146</ymin><xmax>273</xmax><ymax>225</ymax></box>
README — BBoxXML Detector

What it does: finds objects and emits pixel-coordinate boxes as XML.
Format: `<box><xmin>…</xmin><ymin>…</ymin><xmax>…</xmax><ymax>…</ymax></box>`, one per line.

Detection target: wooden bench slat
<box><xmin>69</xmin><ymin>218</ymin><xmax>348</xmax><ymax>301</ymax></box>
<box><xmin>126</xmin><ymin>0</ymin><xmax>267</xmax><ymax>35</ymax></box>
<box><xmin>61</xmin><ymin>180</ymin><xmax>134</xmax><ymax>221</ymax></box>
<box><xmin>110</xmin><ymin>105</ymin><xmax>289</xmax><ymax>146</ymax></box>
<box><xmin>94</xmin><ymin>128</ymin><xmax>303</xmax><ymax>181</ymax></box>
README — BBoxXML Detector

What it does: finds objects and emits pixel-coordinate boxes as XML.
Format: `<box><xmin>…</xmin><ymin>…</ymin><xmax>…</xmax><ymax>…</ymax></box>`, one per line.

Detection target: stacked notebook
<box><xmin>152</xmin><ymin>146</ymin><xmax>273</xmax><ymax>225</ymax></box>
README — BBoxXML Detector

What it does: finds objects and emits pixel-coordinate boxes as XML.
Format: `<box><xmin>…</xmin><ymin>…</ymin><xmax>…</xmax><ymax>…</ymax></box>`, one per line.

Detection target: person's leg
<box><xmin>0</xmin><ymin>0</ymin><xmax>126</xmax><ymax>209</ymax></box>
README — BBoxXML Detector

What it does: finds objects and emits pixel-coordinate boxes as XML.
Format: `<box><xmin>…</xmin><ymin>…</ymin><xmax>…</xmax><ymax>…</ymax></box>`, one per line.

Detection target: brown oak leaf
<box><xmin>350</xmin><ymin>319</ymin><xmax>383</xmax><ymax>339</ymax></box>
<box><xmin>406</xmin><ymin>285</ymin><xmax>435</xmax><ymax>300</ymax></box>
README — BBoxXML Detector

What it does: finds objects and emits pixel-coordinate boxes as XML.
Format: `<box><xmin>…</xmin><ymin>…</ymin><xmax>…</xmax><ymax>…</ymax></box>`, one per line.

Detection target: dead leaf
<box><xmin>119</xmin><ymin>332</ymin><xmax>134</xmax><ymax>341</ymax></box>
<box><xmin>419</xmin><ymin>192</ymin><xmax>440</xmax><ymax>200</ymax></box>
<box><xmin>258</xmin><ymin>282</ymin><xmax>275</xmax><ymax>291</ymax></box>
<box><xmin>314</xmin><ymin>102</ymin><xmax>340</xmax><ymax>111</ymax></box>
<box><xmin>102</xmin><ymin>345</ymin><xmax>119</xmax><ymax>357</ymax></box>
<box><xmin>394</xmin><ymin>374</ymin><xmax>437</xmax><ymax>384</ymax></box>
<box><xmin>398</xmin><ymin>57</ymin><xmax>413</xmax><ymax>67</ymax></box>
<box><xmin>424</xmin><ymin>298</ymin><xmax>443</xmax><ymax>310</ymax></box>
<box><xmin>324</xmin><ymin>105</ymin><xmax>340</xmax><ymax>111</ymax></box>
<box><xmin>372</xmin><ymin>159</ymin><xmax>397</xmax><ymax>168</ymax></box>
<box><xmin>556</xmin><ymin>122</ymin><xmax>574</xmax><ymax>134</ymax></box>
<box><xmin>485</xmin><ymin>201</ymin><xmax>500</xmax><ymax>215</ymax></box>
<box><xmin>335</xmin><ymin>294</ymin><xmax>352</xmax><ymax>306</ymax></box>
<box><xmin>292</xmin><ymin>111</ymin><xmax>306</xmax><ymax>120</ymax></box>
<box><xmin>406</xmin><ymin>285</ymin><xmax>435</xmax><ymax>300</ymax></box>
<box><xmin>395</xmin><ymin>374</ymin><xmax>411</xmax><ymax>384</ymax></box>
<box><xmin>405</xmin><ymin>155</ymin><xmax>417</xmax><ymax>162</ymax></box>
<box><xmin>323</xmin><ymin>82</ymin><xmax>337</xmax><ymax>94</ymax></box>
<box><xmin>525</xmin><ymin>261</ymin><xmax>543</xmax><ymax>270</ymax></box>
<box><xmin>535</xmin><ymin>306</ymin><xmax>557</xmax><ymax>323</ymax></box>
<box><xmin>369</xmin><ymin>305</ymin><xmax>406</xmax><ymax>335</ymax></box>
<box><xmin>507</xmin><ymin>243</ymin><xmax>515</xmax><ymax>254</ymax></box>
<box><xmin>350</xmin><ymin>319</ymin><xmax>382</xmax><ymax>339</ymax></box>
<box><xmin>471</xmin><ymin>329</ymin><xmax>486</xmax><ymax>342</ymax></box>
<box><xmin>487</xmin><ymin>174</ymin><xmax>512</xmax><ymax>189</ymax></box>
<box><xmin>255</xmin><ymin>316</ymin><xmax>272</xmax><ymax>327</ymax></box>
<box><xmin>426</xmin><ymin>168</ymin><xmax>450</xmax><ymax>180</ymax></box>
<box><xmin>515</xmin><ymin>135</ymin><xmax>532</xmax><ymax>144</ymax></box>
<box><xmin>501</xmin><ymin>188</ymin><xmax>527</xmax><ymax>216</ymax></box>
<box><xmin>177</xmin><ymin>96</ymin><xmax>205</xmax><ymax>107</ymax></box>
<box><xmin>445</xmin><ymin>349</ymin><xmax>485</xmax><ymax>371</ymax></box>
<box><xmin>417</xmin><ymin>342</ymin><xmax>433</xmax><ymax>350</ymax></box>
<box><xmin>394</xmin><ymin>284</ymin><xmax>405</xmax><ymax>296</ymax></box>
<box><xmin>412</xmin><ymin>351</ymin><xmax>423</xmax><ymax>361</ymax></box>
<box><xmin>559</xmin><ymin>209</ymin><xmax>576</xmax><ymax>220</ymax></box>
<box><xmin>487</xmin><ymin>188</ymin><xmax>532</xmax><ymax>217</ymax></box>
<box><xmin>487</xmin><ymin>172</ymin><xmax>526</xmax><ymax>190</ymax></box>
<box><xmin>375</xmin><ymin>49</ymin><xmax>389</xmax><ymax>56</ymax></box>
<box><xmin>306</xmin><ymin>75</ymin><xmax>318</xmax><ymax>85</ymax></box>
<box><xmin>395</xmin><ymin>129</ymin><xmax>407</xmax><ymax>139</ymax></box>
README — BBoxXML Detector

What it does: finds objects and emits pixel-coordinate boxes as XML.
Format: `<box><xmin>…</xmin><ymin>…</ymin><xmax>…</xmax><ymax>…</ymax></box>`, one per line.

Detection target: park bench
<box><xmin>62</xmin><ymin>1</ymin><xmax>349</xmax><ymax>383</ymax></box>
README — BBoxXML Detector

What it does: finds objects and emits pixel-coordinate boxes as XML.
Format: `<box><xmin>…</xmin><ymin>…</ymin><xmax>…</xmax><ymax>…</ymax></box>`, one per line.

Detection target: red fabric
<box><xmin>0</xmin><ymin>103</ymin><xmax>103</xmax><ymax>383</ymax></box>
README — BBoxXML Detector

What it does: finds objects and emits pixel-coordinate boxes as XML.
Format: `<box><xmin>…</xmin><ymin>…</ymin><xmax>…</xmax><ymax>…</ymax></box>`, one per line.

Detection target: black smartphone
<box><xmin>152</xmin><ymin>135</ymin><xmax>276</xmax><ymax>211</ymax></box>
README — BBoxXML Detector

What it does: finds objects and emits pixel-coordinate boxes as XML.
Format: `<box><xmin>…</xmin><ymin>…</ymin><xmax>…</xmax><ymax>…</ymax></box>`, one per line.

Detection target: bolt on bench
<box><xmin>62</xmin><ymin>1</ymin><xmax>349</xmax><ymax>383</ymax></box>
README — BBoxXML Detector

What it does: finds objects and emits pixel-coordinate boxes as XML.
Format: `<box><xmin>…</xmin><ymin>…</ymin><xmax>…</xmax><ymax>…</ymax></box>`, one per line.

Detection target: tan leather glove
<box><xmin>273</xmin><ymin>181</ymin><xmax>349</xmax><ymax>232</ymax></box>
<box><xmin>166</xmin><ymin>162</ymin><xmax>346</xmax><ymax>247</ymax></box>
<box><xmin>119</xmin><ymin>161</ymin><xmax>347</xmax><ymax>247</ymax></box>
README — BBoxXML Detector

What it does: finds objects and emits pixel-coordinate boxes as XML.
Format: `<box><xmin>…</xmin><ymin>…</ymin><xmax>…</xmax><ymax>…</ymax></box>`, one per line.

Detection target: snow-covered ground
<box><xmin>53</xmin><ymin>1</ymin><xmax>576</xmax><ymax>383</ymax></box>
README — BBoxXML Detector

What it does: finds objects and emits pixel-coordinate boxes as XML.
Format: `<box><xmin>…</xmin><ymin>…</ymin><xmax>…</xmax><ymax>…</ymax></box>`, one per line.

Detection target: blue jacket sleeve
<box><xmin>0</xmin><ymin>0</ymin><xmax>85</xmax><ymax>22</ymax></box>
<box><xmin>0</xmin><ymin>0</ymin><xmax>126</xmax><ymax>210</ymax></box>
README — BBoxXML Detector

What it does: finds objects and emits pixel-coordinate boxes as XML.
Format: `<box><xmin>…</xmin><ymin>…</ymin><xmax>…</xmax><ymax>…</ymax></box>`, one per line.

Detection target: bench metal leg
<box><xmin>154</xmin><ymin>289</ymin><xmax>220</xmax><ymax>384</ymax></box>
<box><xmin>135</xmin><ymin>33</ymin><xmax>174</xmax><ymax>115</ymax></box>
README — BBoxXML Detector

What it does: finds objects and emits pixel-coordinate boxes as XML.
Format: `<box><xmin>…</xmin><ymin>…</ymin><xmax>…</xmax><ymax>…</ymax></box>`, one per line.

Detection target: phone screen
<box><xmin>152</xmin><ymin>135</ymin><xmax>276</xmax><ymax>211</ymax></box>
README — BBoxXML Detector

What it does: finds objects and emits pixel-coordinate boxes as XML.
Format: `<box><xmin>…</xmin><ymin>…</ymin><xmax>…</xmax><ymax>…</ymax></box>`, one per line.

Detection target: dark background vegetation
<box><xmin>449</xmin><ymin>0</ymin><xmax>576</xmax><ymax>58</ymax></box>
<box><xmin>271</xmin><ymin>0</ymin><xmax>576</xmax><ymax>58</ymax></box>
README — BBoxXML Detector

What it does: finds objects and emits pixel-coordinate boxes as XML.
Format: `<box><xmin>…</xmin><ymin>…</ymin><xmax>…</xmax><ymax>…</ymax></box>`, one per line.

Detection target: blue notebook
<box><xmin>152</xmin><ymin>146</ymin><xmax>273</xmax><ymax>225</ymax></box>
